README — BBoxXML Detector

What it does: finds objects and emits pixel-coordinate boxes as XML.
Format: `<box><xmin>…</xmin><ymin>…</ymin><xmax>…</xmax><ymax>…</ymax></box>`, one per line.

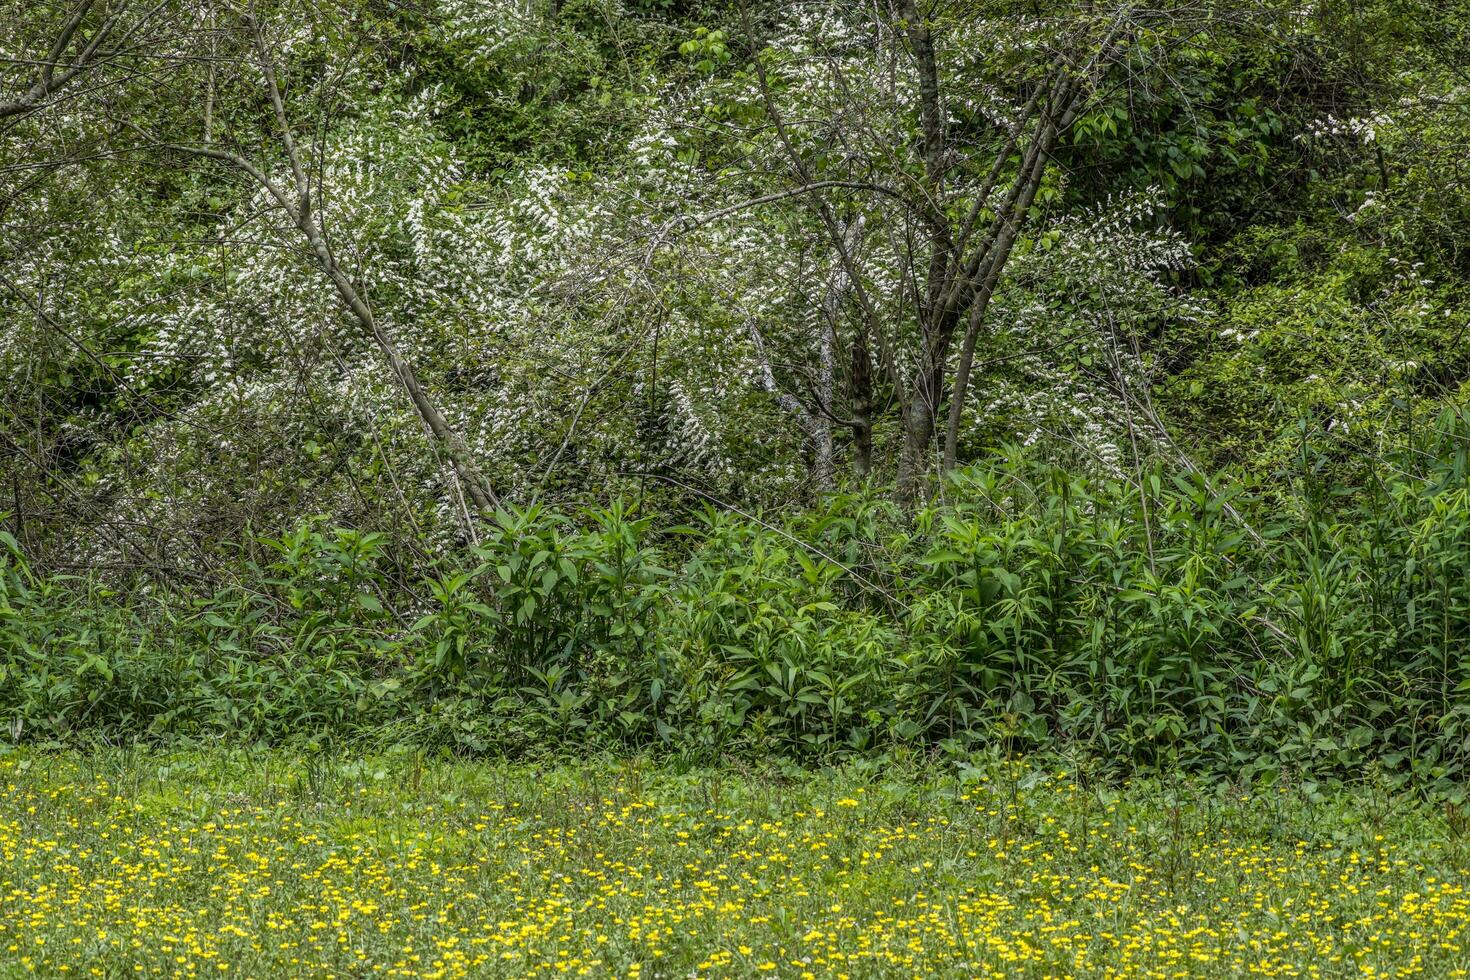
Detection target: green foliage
<box><xmin>7</xmin><ymin>423</ymin><xmax>1470</xmax><ymax>792</ymax></box>
<box><xmin>5</xmin><ymin>0</ymin><xmax>1470</xmax><ymax>793</ymax></box>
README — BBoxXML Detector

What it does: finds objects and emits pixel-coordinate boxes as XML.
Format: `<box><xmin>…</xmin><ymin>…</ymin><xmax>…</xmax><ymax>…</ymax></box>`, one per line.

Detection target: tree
<box><xmin>126</xmin><ymin>9</ymin><xmax>501</xmax><ymax>517</ymax></box>
<box><xmin>0</xmin><ymin>0</ymin><xmax>136</xmax><ymax>121</ymax></box>
<box><xmin>650</xmin><ymin>2</ymin><xmax>1143</xmax><ymax>502</ymax></box>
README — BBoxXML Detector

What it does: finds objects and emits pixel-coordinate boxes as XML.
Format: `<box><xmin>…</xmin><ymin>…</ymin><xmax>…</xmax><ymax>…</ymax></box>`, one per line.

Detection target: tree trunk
<box><xmin>941</xmin><ymin>95</ymin><xmax>1081</xmax><ymax>472</ymax></box>
<box><xmin>849</xmin><ymin>329</ymin><xmax>873</xmax><ymax>480</ymax></box>
<box><xmin>896</xmin><ymin>331</ymin><xmax>950</xmax><ymax>507</ymax></box>
<box><xmin>813</xmin><ymin>312</ymin><xmax>836</xmax><ymax>492</ymax></box>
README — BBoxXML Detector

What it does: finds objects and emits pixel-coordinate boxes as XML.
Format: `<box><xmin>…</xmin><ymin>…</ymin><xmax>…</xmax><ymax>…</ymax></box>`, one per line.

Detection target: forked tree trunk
<box><xmin>896</xmin><ymin>342</ymin><xmax>949</xmax><ymax>507</ymax></box>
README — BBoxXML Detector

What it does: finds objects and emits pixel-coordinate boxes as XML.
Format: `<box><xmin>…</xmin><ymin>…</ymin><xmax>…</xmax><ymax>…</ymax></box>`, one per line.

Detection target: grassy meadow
<box><xmin>2</xmin><ymin>749</ymin><xmax>1468</xmax><ymax>978</ymax></box>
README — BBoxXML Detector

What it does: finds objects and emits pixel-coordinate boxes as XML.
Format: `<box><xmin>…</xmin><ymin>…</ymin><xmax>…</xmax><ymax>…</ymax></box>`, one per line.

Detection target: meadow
<box><xmin>2</xmin><ymin>748</ymin><xmax>1468</xmax><ymax>979</ymax></box>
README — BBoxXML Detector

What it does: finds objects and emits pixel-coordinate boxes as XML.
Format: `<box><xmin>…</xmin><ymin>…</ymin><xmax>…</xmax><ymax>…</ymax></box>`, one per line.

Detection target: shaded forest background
<box><xmin>4</xmin><ymin>0</ymin><xmax>1470</xmax><ymax>788</ymax></box>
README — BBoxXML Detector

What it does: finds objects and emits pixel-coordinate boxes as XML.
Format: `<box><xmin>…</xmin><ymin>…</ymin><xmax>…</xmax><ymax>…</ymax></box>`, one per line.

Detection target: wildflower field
<box><xmin>2</xmin><ymin>750</ymin><xmax>1468</xmax><ymax>978</ymax></box>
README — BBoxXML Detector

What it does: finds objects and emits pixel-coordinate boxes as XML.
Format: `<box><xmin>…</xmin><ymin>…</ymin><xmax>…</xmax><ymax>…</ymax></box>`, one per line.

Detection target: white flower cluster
<box><xmin>1301</xmin><ymin>112</ymin><xmax>1393</xmax><ymax>145</ymax></box>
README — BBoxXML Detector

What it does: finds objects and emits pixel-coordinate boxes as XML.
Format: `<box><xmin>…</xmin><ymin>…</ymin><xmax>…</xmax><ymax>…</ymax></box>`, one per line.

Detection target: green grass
<box><xmin>2</xmin><ymin>749</ymin><xmax>1469</xmax><ymax>978</ymax></box>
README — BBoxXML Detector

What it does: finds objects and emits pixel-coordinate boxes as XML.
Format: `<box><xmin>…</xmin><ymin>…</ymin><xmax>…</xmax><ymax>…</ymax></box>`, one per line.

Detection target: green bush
<box><xmin>6</xmin><ymin>421</ymin><xmax>1470</xmax><ymax>792</ymax></box>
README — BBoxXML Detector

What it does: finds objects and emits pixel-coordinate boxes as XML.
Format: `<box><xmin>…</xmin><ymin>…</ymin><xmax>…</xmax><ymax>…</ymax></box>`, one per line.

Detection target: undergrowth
<box><xmin>5</xmin><ymin>418</ymin><xmax>1470</xmax><ymax>793</ymax></box>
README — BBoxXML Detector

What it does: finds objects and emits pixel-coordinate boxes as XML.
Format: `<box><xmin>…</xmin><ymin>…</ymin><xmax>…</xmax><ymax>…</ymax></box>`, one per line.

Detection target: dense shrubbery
<box><xmin>6</xmin><ymin>420</ymin><xmax>1470</xmax><ymax>792</ymax></box>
